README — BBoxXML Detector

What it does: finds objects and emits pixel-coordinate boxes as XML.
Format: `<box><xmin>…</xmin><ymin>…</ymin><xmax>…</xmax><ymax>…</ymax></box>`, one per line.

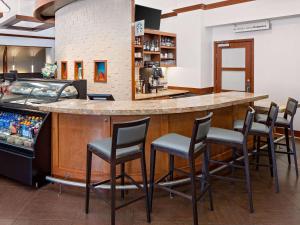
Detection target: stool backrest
<box><xmin>111</xmin><ymin>117</ymin><xmax>150</xmax><ymax>157</ymax></box>
<box><xmin>284</xmin><ymin>98</ymin><xmax>298</xmax><ymax>122</ymax></box>
<box><xmin>266</xmin><ymin>102</ymin><xmax>279</xmax><ymax>128</ymax></box>
<box><xmin>189</xmin><ymin>112</ymin><xmax>213</xmax><ymax>154</ymax></box>
<box><xmin>242</xmin><ymin>107</ymin><xmax>255</xmax><ymax>137</ymax></box>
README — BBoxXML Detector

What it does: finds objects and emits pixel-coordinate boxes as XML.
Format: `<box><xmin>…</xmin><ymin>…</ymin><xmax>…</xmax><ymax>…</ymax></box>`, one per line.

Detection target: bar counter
<box><xmin>135</xmin><ymin>89</ymin><xmax>189</xmax><ymax>100</ymax></box>
<box><xmin>37</xmin><ymin>92</ymin><xmax>268</xmax><ymax>183</ymax></box>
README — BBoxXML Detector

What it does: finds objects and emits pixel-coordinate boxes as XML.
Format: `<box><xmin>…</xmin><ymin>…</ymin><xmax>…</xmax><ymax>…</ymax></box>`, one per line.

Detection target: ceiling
<box><xmin>0</xmin><ymin>0</ymin><xmax>55</xmax><ymax>37</ymax></box>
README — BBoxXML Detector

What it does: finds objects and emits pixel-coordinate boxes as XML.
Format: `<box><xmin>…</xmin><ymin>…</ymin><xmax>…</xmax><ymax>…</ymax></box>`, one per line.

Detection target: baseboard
<box><xmin>168</xmin><ymin>86</ymin><xmax>214</xmax><ymax>95</ymax></box>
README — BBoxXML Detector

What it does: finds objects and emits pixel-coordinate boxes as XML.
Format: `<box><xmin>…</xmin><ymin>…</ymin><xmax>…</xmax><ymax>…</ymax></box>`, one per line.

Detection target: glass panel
<box><xmin>1</xmin><ymin>80</ymin><xmax>78</xmax><ymax>105</ymax></box>
<box><xmin>222</xmin><ymin>48</ymin><xmax>245</xmax><ymax>68</ymax></box>
<box><xmin>222</xmin><ymin>71</ymin><xmax>245</xmax><ymax>91</ymax></box>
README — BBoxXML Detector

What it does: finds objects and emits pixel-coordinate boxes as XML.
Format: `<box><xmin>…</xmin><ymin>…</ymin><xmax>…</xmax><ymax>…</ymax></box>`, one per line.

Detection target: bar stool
<box><xmin>256</xmin><ymin>98</ymin><xmax>299</xmax><ymax>176</ymax></box>
<box><xmin>149</xmin><ymin>113</ymin><xmax>214</xmax><ymax>225</ymax></box>
<box><xmin>85</xmin><ymin>117</ymin><xmax>151</xmax><ymax>225</ymax></box>
<box><xmin>206</xmin><ymin>107</ymin><xmax>255</xmax><ymax>213</ymax></box>
<box><xmin>234</xmin><ymin>102</ymin><xmax>280</xmax><ymax>193</ymax></box>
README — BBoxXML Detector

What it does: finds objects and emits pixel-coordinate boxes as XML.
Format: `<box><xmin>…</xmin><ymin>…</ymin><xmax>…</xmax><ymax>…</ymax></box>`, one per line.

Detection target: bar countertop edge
<box><xmin>37</xmin><ymin>92</ymin><xmax>269</xmax><ymax>116</ymax></box>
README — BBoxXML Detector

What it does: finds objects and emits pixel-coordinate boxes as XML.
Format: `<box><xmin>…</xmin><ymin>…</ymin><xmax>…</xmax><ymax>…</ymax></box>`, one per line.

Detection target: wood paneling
<box><xmin>52</xmin><ymin>113</ymin><xmax>111</xmax><ymax>181</ymax></box>
<box><xmin>2</xmin><ymin>46</ymin><xmax>7</xmax><ymax>73</ymax></box>
<box><xmin>51</xmin><ymin>104</ymin><xmax>250</xmax><ymax>182</ymax></box>
<box><xmin>161</xmin><ymin>0</ymin><xmax>255</xmax><ymax>19</ymax></box>
<box><xmin>222</xmin><ymin>67</ymin><xmax>246</xmax><ymax>71</ymax></box>
<box><xmin>0</xmin><ymin>33</ymin><xmax>54</xmax><ymax>40</ymax></box>
<box><xmin>173</xmin><ymin>4</ymin><xmax>205</xmax><ymax>14</ymax></box>
<box><xmin>34</xmin><ymin>0</ymin><xmax>77</xmax><ymax>22</ymax></box>
<box><xmin>161</xmin><ymin>11</ymin><xmax>178</xmax><ymax>19</ymax></box>
<box><xmin>168</xmin><ymin>86</ymin><xmax>214</xmax><ymax>95</ymax></box>
<box><xmin>131</xmin><ymin>0</ymin><xmax>135</xmax><ymax>100</ymax></box>
<box><xmin>204</xmin><ymin>0</ymin><xmax>254</xmax><ymax>10</ymax></box>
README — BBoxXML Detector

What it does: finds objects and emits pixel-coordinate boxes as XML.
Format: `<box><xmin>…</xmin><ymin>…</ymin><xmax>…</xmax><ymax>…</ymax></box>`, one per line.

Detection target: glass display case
<box><xmin>0</xmin><ymin>79</ymin><xmax>80</xmax><ymax>105</ymax></box>
<box><xmin>0</xmin><ymin>78</ymin><xmax>86</xmax><ymax>187</ymax></box>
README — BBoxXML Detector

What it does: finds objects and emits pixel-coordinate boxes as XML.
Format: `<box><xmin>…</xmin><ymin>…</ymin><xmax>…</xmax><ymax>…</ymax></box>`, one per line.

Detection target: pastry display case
<box><xmin>0</xmin><ymin>78</ymin><xmax>87</xmax><ymax>187</ymax></box>
<box><xmin>0</xmin><ymin>78</ymin><xmax>86</xmax><ymax>107</ymax></box>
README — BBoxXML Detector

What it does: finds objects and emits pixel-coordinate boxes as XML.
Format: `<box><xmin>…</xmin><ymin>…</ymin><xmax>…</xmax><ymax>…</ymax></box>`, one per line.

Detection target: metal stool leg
<box><xmin>189</xmin><ymin>156</ymin><xmax>198</xmax><ymax>225</ymax></box>
<box><xmin>204</xmin><ymin>145</ymin><xmax>213</xmax><ymax>211</ymax></box>
<box><xmin>256</xmin><ymin>136</ymin><xmax>261</xmax><ymax>171</ymax></box>
<box><xmin>242</xmin><ymin>143</ymin><xmax>254</xmax><ymax>213</ymax></box>
<box><xmin>285</xmin><ymin>128</ymin><xmax>291</xmax><ymax>165</ymax></box>
<box><xmin>141</xmin><ymin>150</ymin><xmax>151</xmax><ymax>223</ymax></box>
<box><xmin>231</xmin><ymin>147</ymin><xmax>237</xmax><ymax>176</ymax></box>
<box><xmin>121</xmin><ymin>163</ymin><xmax>125</xmax><ymax>200</ymax></box>
<box><xmin>267</xmin><ymin>138</ymin><xmax>274</xmax><ymax>177</ymax></box>
<box><xmin>291</xmin><ymin>127</ymin><xmax>299</xmax><ymax>177</ymax></box>
<box><xmin>149</xmin><ymin>146</ymin><xmax>156</xmax><ymax>213</ymax></box>
<box><xmin>111</xmin><ymin>164</ymin><xmax>116</xmax><ymax>225</ymax></box>
<box><xmin>85</xmin><ymin>149</ymin><xmax>92</xmax><ymax>214</ymax></box>
<box><xmin>169</xmin><ymin>154</ymin><xmax>175</xmax><ymax>198</ymax></box>
<box><xmin>268</xmin><ymin>136</ymin><xmax>280</xmax><ymax>193</ymax></box>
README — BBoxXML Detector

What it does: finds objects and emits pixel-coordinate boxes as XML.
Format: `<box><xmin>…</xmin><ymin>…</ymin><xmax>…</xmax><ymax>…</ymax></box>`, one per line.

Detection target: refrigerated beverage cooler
<box><xmin>0</xmin><ymin>78</ymin><xmax>86</xmax><ymax>187</ymax></box>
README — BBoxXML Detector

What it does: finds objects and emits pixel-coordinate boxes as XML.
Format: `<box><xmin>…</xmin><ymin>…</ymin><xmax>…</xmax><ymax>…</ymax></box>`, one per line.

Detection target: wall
<box><xmin>211</xmin><ymin>16</ymin><xmax>300</xmax><ymax>129</ymax></box>
<box><xmin>204</xmin><ymin>0</ymin><xmax>300</xmax><ymax>27</ymax></box>
<box><xmin>161</xmin><ymin>10</ymin><xmax>212</xmax><ymax>88</ymax></box>
<box><xmin>55</xmin><ymin>0</ymin><xmax>132</xmax><ymax>100</ymax></box>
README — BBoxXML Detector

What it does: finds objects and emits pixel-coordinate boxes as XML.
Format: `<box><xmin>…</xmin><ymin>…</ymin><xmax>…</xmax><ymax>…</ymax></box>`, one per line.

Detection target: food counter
<box><xmin>0</xmin><ymin>78</ymin><xmax>86</xmax><ymax>186</ymax></box>
<box><xmin>37</xmin><ymin>92</ymin><xmax>268</xmax><ymax>183</ymax></box>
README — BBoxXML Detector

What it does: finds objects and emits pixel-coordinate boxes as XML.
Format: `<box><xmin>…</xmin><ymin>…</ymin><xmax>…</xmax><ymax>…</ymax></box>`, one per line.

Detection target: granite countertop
<box><xmin>135</xmin><ymin>89</ymin><xmax>190</xmax><ymax>100</ymax></box>
<box><xmin>38</xmin><ymin>92</ymin><xmax>268</xmax><ymax>116</ymax></box>
<box><xmin>255</xmin><ymin>99</ymin><xmax>300</xmax><ymax>113</ymax></box>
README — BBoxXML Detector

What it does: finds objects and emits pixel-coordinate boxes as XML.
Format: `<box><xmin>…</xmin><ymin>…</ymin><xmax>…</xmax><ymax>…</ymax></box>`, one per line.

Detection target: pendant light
<box><xmin>0</xmin><ymin>0</ymin><xmax>10</xmax><ymax>13</ymax></box>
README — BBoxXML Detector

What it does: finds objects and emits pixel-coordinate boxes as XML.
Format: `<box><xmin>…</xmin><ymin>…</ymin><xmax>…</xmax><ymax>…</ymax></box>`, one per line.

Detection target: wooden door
<box><xmin>214</xmin><ymin>39</ymin><xmax>254</xmax><ymax>93</ymax></box>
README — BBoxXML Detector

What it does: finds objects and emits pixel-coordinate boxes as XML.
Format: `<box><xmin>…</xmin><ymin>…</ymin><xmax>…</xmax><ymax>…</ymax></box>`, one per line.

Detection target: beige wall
<box><xmin>55</xmin><ymin>0</ymin><xmax>132</xmax><ymax>100</ymax></box>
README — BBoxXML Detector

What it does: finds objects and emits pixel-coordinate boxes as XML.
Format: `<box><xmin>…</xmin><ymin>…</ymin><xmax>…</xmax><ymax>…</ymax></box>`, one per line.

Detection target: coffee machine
<box><xmin>139</xmin><ymin>66</ymin><xmax>164</xmax><ymax>94</ymax></box>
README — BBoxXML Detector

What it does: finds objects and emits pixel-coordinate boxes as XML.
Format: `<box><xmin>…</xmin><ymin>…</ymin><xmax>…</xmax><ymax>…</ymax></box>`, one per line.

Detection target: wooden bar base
<box><xmin>51</xmin><ymin>103</ymin><xmax>250</xmax><ymax>183</ymax></box>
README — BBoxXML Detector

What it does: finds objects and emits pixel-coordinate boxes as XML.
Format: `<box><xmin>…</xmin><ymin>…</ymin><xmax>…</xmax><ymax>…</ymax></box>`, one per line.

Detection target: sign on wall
<box><xmin>234</xmin><ymin>20</ymin><xmax>271</xmax><ymax>33</ymax></box>
<box><xmin>135</xmin><ymin>20</ymin><xmax>145</xmax><ymax>36</ymax></box>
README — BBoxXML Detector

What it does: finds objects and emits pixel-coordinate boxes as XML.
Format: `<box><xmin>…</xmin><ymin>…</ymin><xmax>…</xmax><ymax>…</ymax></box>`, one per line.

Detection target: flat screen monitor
<box><xmin>135</xmin><ymin>5</ymin><xmax>161</xmax><ymax>30</ymax></box>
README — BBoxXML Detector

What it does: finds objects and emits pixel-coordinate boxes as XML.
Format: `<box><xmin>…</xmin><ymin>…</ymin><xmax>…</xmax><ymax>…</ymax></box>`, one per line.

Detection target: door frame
<box><xmin>214</xmin><ymin>38</ymin><xmax>254</xmax><ymax>93</ymax></box>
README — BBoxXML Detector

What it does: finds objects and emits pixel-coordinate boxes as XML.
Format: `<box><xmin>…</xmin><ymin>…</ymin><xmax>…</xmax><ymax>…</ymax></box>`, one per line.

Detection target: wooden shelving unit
<box><xmin>134</xmin><ymin>29</ymin><xmax>177</xmax><ymax>69</ymax></box>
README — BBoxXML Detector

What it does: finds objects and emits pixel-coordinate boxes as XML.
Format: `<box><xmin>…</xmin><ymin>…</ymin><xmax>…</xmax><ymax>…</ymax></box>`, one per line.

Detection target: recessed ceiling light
<box><xmin>14</xmin><ymin>21</ymin><xmax>44</xmax><ymax>28</ymax></box>
<box><xmin>0</xmin><ymin>0</ymin><xmax>10</xmax><ymax>13</ymax></box>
